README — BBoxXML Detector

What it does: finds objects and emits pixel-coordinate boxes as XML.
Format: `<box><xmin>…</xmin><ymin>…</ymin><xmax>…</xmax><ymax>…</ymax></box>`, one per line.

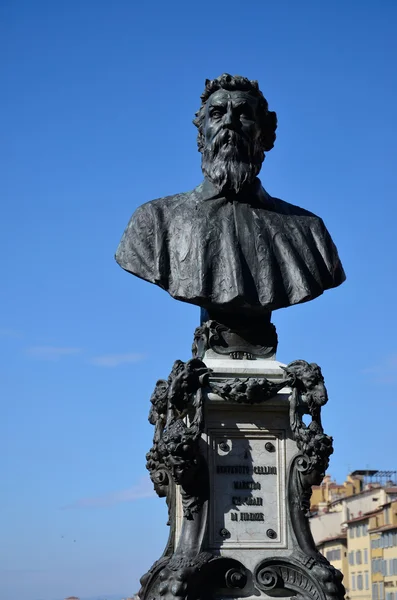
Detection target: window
<box><xmin>356</xmin><ymin>550</ymin><xmax>362</xmax><ymax>565</ymax></box>
<box><xmin>379</xmin><ymin>582</ymin><xmax>384</xmax><ymax>600</ymax></box>
<box><xmin>349</xmin><ymin>552</ymin><xmax>355</xmax><ymax>566</ymax></box>
<box><xmin>385</xmin><ymin>506</ymin><xmax>390</xmax><ymax>525</ymax></box>
<box><xmin>364</xmin><ymin>548</ymin><xmax>368</xmax><ymax>564</ymax></box>
<box><xmin>362</xmin><ymin>523</ymin><xmax>368</xmax><ymax>536</ymax></box>
<box><xmin>365</xmin><ymin>571</ymin><xmax>369</xmax><ymax>590</ymax></box>
<box><xmin>357</xmin><ymin>573</ymin><xmax>363</xmax><ymax>590</ymax></box>
<box><xmin>357</xmin><ymin>524</ymin><xmax>361</xmax><ymax>537</ymax></box>
<box><xmin>382</xmin><ymin>532</ymin><xmax>392</xmax><ymax>548</ymax></box>
<box><xmin>351</xmin><ymin>574</ymin><xmax>356</xmax><ymax>591</ymax></box>
<box><xmin>373</xmin><ymin>583</ymin><xmax>379</xmax><ymax>600</ymax></box>
<box><xmin>326</xmin><ymin>549</ymin><xmax>341</xmax><ymax>562</ymax></box>
<box><xmin>391</xmin><ymin>558</ymin><xmax>397</xmax><ymax>575</ymax></box>
<box><xmin>382</xmin><ymin>560</ymin><xmax>388</xmax><ymax>576</ymax></box>
<box><xmin>350</xmin><ymin>527</ymin><xmax>355</xmax><ymax>538</ymax></box>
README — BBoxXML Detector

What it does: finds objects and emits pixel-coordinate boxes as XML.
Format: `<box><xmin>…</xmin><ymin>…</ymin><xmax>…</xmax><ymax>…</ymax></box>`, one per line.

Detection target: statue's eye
<box><xmin>211</xmin><ymin>109</ymin><xmax>223</xmax><ymax>119</ymax></box>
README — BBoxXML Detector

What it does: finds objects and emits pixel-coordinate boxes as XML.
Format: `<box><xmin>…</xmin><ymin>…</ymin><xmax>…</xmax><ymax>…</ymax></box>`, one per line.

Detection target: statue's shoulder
<box><xmin>120</xmin><ymin>188</ymin><xmax>198</xmax><ymax>250</ymax></box>
<box><xmin>268</xmin><ymin>194</ymin><xmax>322</xmax><ymax>221</ymax></box>
<box><xmin>134</xmin><ymin>189</ymin><xmax>195</xmax><ymax>219</ymax></box>
<box><xmin>270</xmin><ymin>196</ymin><xmax>325</xmax><ymax>231</ymax></box>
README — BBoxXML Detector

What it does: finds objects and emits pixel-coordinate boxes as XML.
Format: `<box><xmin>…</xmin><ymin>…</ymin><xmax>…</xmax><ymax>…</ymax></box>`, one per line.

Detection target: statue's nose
<box><xmin>223</xmin><ymin>109</ymin><xmax>237</xmax><ymax>129</ymax></box>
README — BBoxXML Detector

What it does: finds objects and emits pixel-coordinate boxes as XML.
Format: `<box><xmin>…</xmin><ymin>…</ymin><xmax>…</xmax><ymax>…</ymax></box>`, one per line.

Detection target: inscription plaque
<box><xmin>208</xmin><ymin>428</ymin><xmax>286</xmax><ymax>549</ymax></box>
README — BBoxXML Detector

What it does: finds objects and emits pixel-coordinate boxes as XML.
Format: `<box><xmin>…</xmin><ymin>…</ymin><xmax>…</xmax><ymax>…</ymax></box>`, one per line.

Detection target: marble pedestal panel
<box><xmin>175</xmin><ymin>357</ymin><xmax>295</xmax><ymax>591</ymax></box>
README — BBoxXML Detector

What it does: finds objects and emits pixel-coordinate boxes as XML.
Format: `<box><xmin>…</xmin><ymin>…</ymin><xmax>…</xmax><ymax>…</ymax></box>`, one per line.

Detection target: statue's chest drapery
<box><xmin>162</xmin><ymin>197</ymin><xmax>329</xmax><ymax>309</ymax></box>
<box><xmin>115</xmin><ymin>190</ymin><xmax>344</xmax><ymax>312</ymax></box>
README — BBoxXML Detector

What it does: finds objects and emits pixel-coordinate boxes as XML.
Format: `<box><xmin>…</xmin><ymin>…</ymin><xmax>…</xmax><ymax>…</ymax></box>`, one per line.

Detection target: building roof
<box><xmin>328</xmin><ymin>486</ymin><xmax>383</xmax><ymax>509</ymax></box>
<box><xmin>317</xmin><ymin>533</ymin><xmax>347</xmax><ymax>546</ymax></box>
<box><xmin>370</xmin><ymin>523</ymin><xmax>397</xmax><ymax>534</ymax></box>
<box><xmin>346</xmin><ymin>508</ymin><xmax>382</xmax><ymax>524</ymax></box>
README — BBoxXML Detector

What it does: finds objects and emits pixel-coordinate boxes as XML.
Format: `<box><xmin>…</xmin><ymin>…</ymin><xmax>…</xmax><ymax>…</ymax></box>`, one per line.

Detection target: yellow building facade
<box><xmin>320</xmin><ymin>502</ymin><xmax>397</xmax><ymax>599</ymax></box>
<box><xmin>346</xmin><ymin>514</ymin><xmax>372</xmax><ymax>600</ymax></box>
<box><xmin>369</xmin><ymin>501</ymin><xmax>397</xmax><ymax>600</ymax></box>
<box><xmin>313</xmin><ymin>477</ymin><xmax>397</xmax><ymax>599</ymax></box>
<box><xmin>317</xmin><ymin>509</ymin><xmax>391</xmax><ymax>599</ymax></box>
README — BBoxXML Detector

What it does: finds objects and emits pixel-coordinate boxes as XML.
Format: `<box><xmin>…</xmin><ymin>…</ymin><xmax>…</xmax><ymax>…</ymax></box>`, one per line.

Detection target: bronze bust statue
<box><xmin>116</xmin><ymin>74</ymin><xmax>345</xmax><ymax>353</ymax></box>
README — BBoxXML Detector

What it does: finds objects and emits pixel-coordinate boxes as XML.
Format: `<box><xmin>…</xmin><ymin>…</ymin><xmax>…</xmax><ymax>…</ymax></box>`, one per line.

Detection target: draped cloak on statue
<box><xmin>115</xmin><ymin>178</ymin><xmax>345</xmax><ymax>315</ymax></box>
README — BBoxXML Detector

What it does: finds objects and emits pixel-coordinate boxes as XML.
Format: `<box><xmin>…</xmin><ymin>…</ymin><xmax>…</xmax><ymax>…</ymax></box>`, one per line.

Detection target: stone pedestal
<box><xmin>140</xmin><ymin>350</ymin><xmax>345</xmax><ymax>600</ymax></box>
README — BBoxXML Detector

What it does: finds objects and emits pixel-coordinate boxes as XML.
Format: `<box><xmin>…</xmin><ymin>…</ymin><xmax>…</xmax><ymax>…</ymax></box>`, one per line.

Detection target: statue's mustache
<box><xmin>209</xmin><ymin>128</ymin><xmax>250</xmax><ymax>155</ymax></box>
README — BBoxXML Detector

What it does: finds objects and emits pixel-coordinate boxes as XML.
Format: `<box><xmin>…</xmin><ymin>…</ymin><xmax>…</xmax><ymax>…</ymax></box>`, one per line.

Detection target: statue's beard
<box><xmin>201</xmin><ymin>129</ymin><xmax>264</xmax><ymax>195</ymax></box>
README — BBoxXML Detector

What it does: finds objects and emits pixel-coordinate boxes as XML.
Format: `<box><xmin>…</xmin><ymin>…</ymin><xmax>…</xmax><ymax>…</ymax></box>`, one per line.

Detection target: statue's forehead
<box><xmin>208</xmin><ymin>89</ymin><xmax>257</xmax><ymax>105</ymax></box>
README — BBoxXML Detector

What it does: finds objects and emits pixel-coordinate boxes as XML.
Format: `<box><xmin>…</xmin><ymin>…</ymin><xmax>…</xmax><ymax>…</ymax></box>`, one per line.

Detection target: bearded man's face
<box><xmin>201</xmin><ymin>90</ymin><xmax>264</xmax><ymax>194</ymax></box>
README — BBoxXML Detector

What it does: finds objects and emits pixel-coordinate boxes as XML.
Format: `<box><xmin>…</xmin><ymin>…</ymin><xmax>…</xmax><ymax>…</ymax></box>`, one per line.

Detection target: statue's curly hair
<box><xmin>193</xmin><ymin>73</ymin><xmax>277</xmax><ymax>154</ymax></box>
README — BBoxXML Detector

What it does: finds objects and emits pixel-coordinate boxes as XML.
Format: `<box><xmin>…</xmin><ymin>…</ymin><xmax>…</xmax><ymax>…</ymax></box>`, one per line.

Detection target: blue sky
<box><xmin>1</xmin><ymin>1</ymin><xmax>397</xmax><ymax>599</ymax></box>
